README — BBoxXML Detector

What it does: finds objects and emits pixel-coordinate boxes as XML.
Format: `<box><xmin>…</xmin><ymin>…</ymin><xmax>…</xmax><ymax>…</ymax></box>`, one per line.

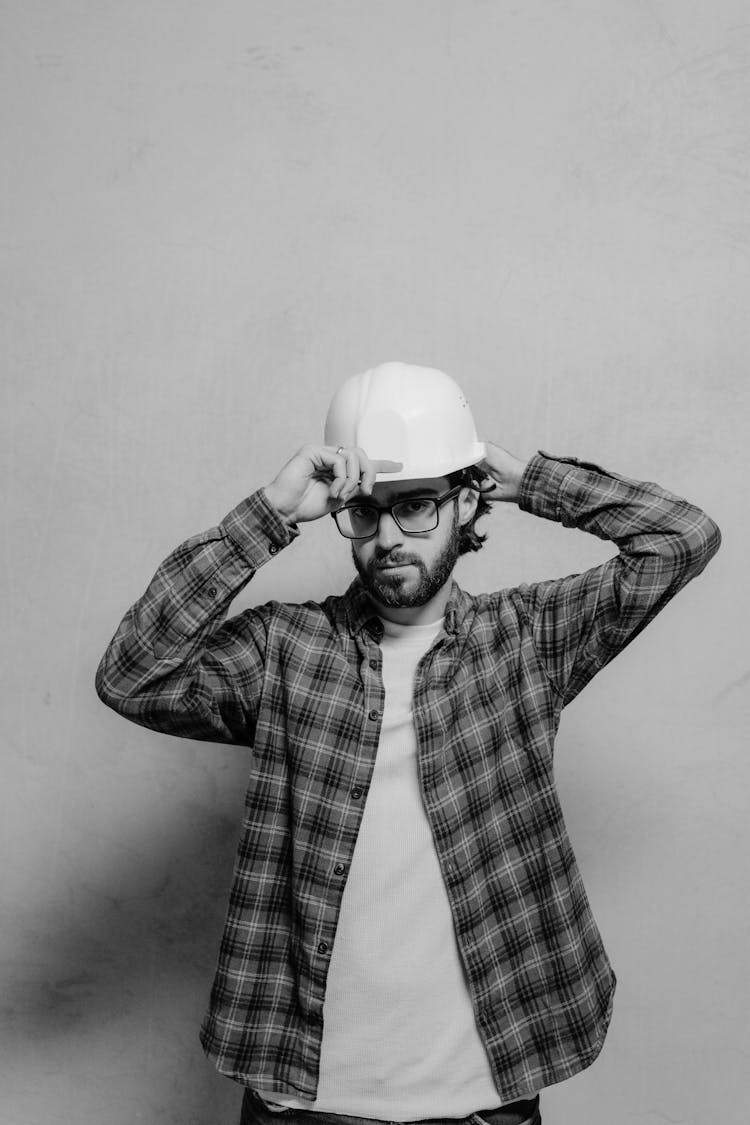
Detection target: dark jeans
<box><xmin>240</xmin><ymin>1089</ymin><xmax>542</xmax><ymax>1125</ymax></box>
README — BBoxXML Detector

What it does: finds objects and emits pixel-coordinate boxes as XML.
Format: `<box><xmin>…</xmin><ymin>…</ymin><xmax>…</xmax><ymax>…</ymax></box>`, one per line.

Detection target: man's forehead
<box><xmin>366</xmin><ymin>476</ymin><xmax>451</xmax><ymax>502</ymax></box>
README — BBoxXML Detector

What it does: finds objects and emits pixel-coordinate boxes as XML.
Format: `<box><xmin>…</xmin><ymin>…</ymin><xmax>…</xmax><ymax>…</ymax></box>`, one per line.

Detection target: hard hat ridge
<box><xmin>324</xmin><ymin>361</ymin><xmax>485</xmax><ymax>482</ymax></box>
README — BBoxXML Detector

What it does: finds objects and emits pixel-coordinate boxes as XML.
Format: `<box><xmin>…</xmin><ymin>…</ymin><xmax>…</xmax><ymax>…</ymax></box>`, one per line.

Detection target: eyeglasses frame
<box><xmin>331</xmin><ymin>484</ymin><xmax>465</xmax><ymax>540</ymax></box>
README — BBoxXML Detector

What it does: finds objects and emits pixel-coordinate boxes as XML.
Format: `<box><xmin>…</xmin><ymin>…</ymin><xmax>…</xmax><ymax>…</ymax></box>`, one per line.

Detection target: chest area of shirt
<box><xmin>261</xmin><ymin>620</ymin><xmax>551</xmax><ymax>768</ymax></box>
<box><xmin>249</xmin><ymin>626</ymin><xmax>558</xmax><ymax>841</ymax></box>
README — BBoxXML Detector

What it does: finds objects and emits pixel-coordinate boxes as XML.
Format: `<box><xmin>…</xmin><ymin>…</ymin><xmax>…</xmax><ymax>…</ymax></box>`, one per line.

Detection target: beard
<box><xmin>351</xmin><ymin>510</ymin><xmax>461</xmax><ymax>608</ymax></box>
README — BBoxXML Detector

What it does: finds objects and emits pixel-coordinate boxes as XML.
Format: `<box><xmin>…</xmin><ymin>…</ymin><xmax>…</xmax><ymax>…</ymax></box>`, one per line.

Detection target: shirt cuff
<box><xmin>517</xmin><ymin>450</ymin><xmax>587</xmax><ymax>522</ymax></box>
<box><xmin>219</xmin><ymin>488</ymin><xmax>300</xmax><ymax>568</ymax></box>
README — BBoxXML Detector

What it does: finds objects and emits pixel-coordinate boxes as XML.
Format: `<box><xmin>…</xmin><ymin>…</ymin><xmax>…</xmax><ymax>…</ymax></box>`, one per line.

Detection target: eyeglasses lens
<box><xmin>336</xmin><ymin>499</ymin><xmax>438</xmax><ymax>539</ymax></box>
<box><xmin>393</xmin><ymin>499</ymin><xmax>438</xmax><ymax>531</ymax></box>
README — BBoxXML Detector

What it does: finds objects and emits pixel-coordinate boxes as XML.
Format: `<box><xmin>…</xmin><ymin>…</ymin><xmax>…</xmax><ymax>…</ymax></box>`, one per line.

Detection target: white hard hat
<box><xmin>324</xmin><ymin>361</ymin><xmax>486</xmax><ymax>482</ymax></box>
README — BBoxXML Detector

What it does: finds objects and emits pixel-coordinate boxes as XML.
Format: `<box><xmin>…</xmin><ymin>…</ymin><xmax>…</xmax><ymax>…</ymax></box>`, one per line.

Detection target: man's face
<box><xmin>349</xmin><ymin>476</ymin><xmax>470</xmax><ymax>609</ymax></box>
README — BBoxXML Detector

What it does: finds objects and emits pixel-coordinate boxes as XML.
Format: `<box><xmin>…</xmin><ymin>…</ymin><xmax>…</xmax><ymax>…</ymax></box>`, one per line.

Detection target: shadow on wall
<box><xmin>1</xmin><ymin>726</ymin><xmax>664</xmax><ymax>1121</ymax></box>
<box><xmin>2</xmin><ymin>753</ymin><xmax>249</xmax><ymax>1124</ymax></box>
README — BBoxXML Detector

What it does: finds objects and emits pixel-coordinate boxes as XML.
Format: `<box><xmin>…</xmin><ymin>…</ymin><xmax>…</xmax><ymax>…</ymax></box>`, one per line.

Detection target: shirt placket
<box><xmin>303</xmin><ymin>622</ymin><xmax>387</xmax><ymax>1084</ymax></box>
<box><xmin>411</xmin><ymin>638</ymin><xmax>488</xmax><ymax>1030</ymax></box>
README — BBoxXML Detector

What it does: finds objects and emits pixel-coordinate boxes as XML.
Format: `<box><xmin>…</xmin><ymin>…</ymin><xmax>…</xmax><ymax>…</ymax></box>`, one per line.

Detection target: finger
<box><xmin>332</xmin><ymin>447</ymin><xmax>359</xmax><ymax>501</ymax></box>
<box><xmin>345</xmin><ymin>452</ymin><xmax>402</xmax><ymax>497</ymax></box>
<box><xmin>311</xmin><ymin>447</ymin><xmax>346</xmax><ymax>471</ymax></box>
<box><xmin>335</xmin><ymin>447</ymin><xmax>371</xmax><ymax>501</ymax></box>
<box><xmin>357</xmin><ymin>450</ymin><xmax>376</xmax><ymax>496</ymax></box>
<box><xmin>475</xmin><ymin>456</ymin><xmax>501</xmax><ymax>482</ymax></box>
<box><xmin>346</xmin><ymin>448</ymin><xmax>363</xmax><ymax>490</ymax></box>
<box><xmin>319</xmin><ymin>447</ymin><xmax>356</xmax><ymax>501</ymax></box>
<box><xmin>315</xmin><ymin>448</ymin><xmax>401</xmax><ymax>478</ymax></box>
<box><xmin>464</xmin><ymin>462</ymin><xmax>494</xmax><ymax>490</ymax></box>
<box><xmin>306</xmin><ymin>448</ymin><xmax>350</xmax><ymax>506</ymax></box>
<box><xmin>313</xmin><ymin>447</ymin><xmax>348</xmax><ymax>482</ymax></box>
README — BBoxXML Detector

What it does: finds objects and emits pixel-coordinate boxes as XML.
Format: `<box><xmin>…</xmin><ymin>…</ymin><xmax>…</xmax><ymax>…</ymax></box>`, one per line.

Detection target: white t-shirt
<box><xmin>257</xmin><ymin>615</ymin><xmax>504</xmax><ymax>1119</ymax></box>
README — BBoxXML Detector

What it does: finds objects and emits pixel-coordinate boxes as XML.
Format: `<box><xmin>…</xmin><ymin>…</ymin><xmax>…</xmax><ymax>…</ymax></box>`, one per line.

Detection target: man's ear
<box><xmin>458</xmin><ymin>487</ymin><xmax>479</xmax><ymax>527</ymax></box>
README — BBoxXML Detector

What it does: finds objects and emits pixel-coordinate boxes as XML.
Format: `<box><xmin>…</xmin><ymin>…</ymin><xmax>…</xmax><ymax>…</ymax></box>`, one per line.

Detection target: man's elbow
<box><xmin>678</xmin><ymin>508</ymin><xmax>722</xmax><ymax>580</ymax></box>
<box><xmin>94</xmin><ymin>654</ymin><xmax>132</xmax><ymax>714</ymax></box>
<box><xmin>694</xmin><ymin>510</ymin><xmax>722</xmax><ymax>565</ymax></box>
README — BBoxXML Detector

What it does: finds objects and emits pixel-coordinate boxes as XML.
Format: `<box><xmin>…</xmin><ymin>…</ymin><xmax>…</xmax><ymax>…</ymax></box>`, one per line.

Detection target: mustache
<box><xmin>371</xmin><ymin>550</ymin><xmax>422</xmax><ymax>567</ymax></box>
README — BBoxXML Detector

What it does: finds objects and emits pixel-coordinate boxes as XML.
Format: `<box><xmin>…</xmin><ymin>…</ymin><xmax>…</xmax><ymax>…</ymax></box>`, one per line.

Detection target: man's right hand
<box><xmin>263</xmin><ymin>445</ymin><xmax>403</xmax><ymax>525</ymax></box>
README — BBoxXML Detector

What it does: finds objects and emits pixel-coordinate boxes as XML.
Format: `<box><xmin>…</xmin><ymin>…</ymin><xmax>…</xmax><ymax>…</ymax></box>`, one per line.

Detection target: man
<box><xmin>96</xmin><ymin>362</ymin><xmax>721</xmax><ymax>1125</ymax></box>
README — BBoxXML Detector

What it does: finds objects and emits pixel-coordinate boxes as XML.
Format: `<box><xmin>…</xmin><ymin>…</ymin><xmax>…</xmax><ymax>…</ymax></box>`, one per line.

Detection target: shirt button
<box><xmin>369</xmin><ymin>659</ymin><xmax>378</xmax><ymax>670</ymax></box>
<box><xmin>368</xmin><ymin>708</ymin><xmax>380</xmax><ymax>721</ymax></box>
<box><xmin>206</xmin><ymin>586</ymin><xmax>217</xmax><ymax>598</ymax></box>
<box><xmin>269</xmin><ymin>543</ymin><xmax>279</xmax><ymax>555</ymax></box>
<box><xmin>350</xmin><ymin>786</ymin><xmax>363</xmax><ymax>800</ymax></box>
<box><xmin>333</xmin><ymin>863</ymin><xmax>346</xmax><ymax>876</ymax></box>
<box><xmin>317</xmin><ymin>941</ymin><xmax>329</xmax><ymax>954</ymax></box>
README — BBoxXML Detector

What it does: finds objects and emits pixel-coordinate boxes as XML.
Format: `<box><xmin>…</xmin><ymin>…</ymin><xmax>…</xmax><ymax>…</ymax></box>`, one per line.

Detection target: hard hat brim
<box><xmin>373</xmin><ymin>442</ymin><xmax>487</xmax><ymax>482</ymax></box>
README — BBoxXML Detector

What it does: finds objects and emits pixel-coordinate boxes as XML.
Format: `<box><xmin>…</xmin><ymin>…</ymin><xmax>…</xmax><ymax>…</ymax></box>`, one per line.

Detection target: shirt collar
<box><xmin>340</xmin><ymin>577</ymin><xmax>472</xmax><ymax>640</ymax></box>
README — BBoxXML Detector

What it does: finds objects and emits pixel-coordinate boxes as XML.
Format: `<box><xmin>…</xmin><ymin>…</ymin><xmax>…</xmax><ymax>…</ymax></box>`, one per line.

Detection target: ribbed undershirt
<box><xmin>257</xmin><ymin>615</ymin><xmax>504</xmax><ymax>1120</ymax></box>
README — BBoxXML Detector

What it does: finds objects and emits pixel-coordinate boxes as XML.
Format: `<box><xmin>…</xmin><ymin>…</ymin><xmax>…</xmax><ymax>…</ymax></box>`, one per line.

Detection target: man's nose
<box><xmin>375</xmin><ymin>511</ymin><xmax>404</xmax><ymax>550</ymax></box>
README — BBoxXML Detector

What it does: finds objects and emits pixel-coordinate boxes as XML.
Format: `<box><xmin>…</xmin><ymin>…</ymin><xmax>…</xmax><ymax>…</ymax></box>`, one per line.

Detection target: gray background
<box><xmin>1</xmin><ymin>2</ymin><xmax>747</xmax><ymax>1123</ymax></box>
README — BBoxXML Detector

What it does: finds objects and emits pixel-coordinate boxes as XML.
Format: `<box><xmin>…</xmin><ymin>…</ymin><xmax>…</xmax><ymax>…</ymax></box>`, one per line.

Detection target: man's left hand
<box><xmin>477</xmin><ymin>443</ymin><xmax>529</xmax><ymax>504</ymax></box>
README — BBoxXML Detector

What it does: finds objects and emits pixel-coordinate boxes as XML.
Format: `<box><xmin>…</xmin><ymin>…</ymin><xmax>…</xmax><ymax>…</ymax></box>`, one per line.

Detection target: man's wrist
<box><xmin>507</xmin><ymin>458</ymin><xmax>529</xmax><ymax>504</ymax></box>
<box><xmin>262</xmin><ymin>484</ymin><xmax>298</xmax><ymax>526</ymax></box>
<box><xmin>479</xmin><ymin>445</ymin><xmax>531</xmax><ymax>504</ymax></box>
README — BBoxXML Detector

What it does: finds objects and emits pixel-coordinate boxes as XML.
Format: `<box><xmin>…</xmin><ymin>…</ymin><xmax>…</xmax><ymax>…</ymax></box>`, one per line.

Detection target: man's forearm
<box><xmin>518</xmin><ymin>450</ymin><xmax>721</xmax><ymax>575</ymax></box>
<box><xmin>514</xmin><ymin>450</ymin><xmax>721</xmax><ymax>705</ymax></box>
<box><xmin>95</xmin><ymin>488</ymin><xmax>297</xmax><ymax>723</ymax></box>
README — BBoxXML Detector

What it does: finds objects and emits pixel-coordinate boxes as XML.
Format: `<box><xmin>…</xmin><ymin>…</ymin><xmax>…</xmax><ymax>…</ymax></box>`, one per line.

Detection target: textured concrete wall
<box><xmin>1</xmin><ymin>3</ymin><xmax>747</xmax><ymax>1123</ymax></box>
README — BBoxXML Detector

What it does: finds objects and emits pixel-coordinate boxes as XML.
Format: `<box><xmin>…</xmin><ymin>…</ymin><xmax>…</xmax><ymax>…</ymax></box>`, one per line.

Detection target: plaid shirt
<box><xmin>96</xmin><ymin>451</ymin><xmax>720</xmax><ymax>1104</ymax></box>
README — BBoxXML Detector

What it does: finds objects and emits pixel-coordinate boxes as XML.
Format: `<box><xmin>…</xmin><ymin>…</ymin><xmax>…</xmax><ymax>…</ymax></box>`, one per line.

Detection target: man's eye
<box><xmin>400</xmin><ymin>499</ymin><xmax>431</xmax><ymax>515</ymax></box>
<box><xmin>349</xmin><ymin>506</ymin><xmax>375</xmax><ymax>521</ymax></box>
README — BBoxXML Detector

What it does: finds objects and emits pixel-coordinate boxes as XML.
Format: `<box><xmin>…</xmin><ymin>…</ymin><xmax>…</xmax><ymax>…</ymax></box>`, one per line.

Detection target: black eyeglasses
<box><xmin>331</xmin><ymin>485</ymin><xmax>464</xmax><ymax>540</ymax></box>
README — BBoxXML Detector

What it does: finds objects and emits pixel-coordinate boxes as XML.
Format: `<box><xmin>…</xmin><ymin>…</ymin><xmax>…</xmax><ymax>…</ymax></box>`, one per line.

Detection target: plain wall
<box><xmin>1</xmin><ymin>2</ymin><xmax>748</xmax><ymax>1123</ymax></box>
